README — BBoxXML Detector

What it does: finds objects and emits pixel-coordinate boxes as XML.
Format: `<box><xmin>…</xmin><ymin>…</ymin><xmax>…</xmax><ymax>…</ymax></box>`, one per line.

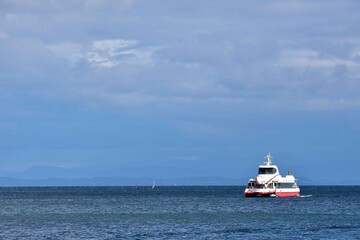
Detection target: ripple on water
<box><xmin>0</xmin><ymin>186</ymin><xmax>359</xmax><ymax>239</ymax></box>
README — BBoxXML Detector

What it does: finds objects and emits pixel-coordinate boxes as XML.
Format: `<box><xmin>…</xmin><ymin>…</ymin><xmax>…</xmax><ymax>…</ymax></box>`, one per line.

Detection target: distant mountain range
<box><xmin>0</xmin><ymin>166</ymin><xmax>358</xmax><ymax>186</ymax></box>
<box><xmin>0</xmin><ymin>166</ymin><xmax>248</xmax><ymax>186</ymax></box>
<box><xmin>0</xmin><ymin>165</ymin><xmax>243</xmax><ymax>179</ymax></box>
<box><xmin>0</xmin><ymin>176</ymin><xmax>245</xmax><ymax>186</ymax></box>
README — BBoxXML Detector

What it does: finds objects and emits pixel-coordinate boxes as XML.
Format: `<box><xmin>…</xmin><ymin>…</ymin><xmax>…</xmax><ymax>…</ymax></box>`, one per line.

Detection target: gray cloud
<box><xmin>1</xmin><ymin>0</ymin><xmax>360</xmax><ymax>113</ymax></box>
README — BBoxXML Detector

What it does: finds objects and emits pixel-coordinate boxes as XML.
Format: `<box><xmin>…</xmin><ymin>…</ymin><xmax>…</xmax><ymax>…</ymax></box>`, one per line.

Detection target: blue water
<box><xmin>0</xmin><ymin>186</ymin><xmax>359</xmax><ymax>239</ymax></box>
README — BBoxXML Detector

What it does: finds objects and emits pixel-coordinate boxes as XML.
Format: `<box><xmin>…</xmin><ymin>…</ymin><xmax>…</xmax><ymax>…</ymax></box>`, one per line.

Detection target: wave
<box><xmin>300</xmin><ymin>194</ymin><xmax>312</xmax><ymax>198</ymax></box>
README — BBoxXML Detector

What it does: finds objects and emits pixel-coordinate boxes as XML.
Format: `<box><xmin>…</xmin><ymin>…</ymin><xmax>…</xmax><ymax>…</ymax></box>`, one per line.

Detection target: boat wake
<box><xmin>300</xmin><ymin>195</ymin><xmax>312</xmax><ymax>198</ymax></box>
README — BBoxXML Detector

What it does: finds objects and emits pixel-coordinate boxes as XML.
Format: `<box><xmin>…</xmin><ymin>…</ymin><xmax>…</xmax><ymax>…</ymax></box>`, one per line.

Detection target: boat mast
<box><xmin>265</xmin><ymin>152</ymin><xmax>272</xmax><ymax>165</ymax></box>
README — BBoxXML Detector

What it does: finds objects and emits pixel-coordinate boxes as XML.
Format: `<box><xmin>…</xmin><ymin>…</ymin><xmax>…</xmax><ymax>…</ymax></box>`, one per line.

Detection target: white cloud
<box><xmin>85</xmin><ymin>39</ymin><xmax>158</xmax><ymax>69</ymax></box>
<box><xmin>119</xmin><ymin>48</ymin><xmax>158</xmax><ymax>66</ymax></box>
<box><xmin>46</xmin><ymin>39</ymin><xmax>158</xmax><ymax>69</ymax></box>
<box><xmin>84</xmin><ymin>51</ymin><xmax>118</xmax><ymax>69</ymax></box>
<box><xmin>3</xmin><ymin>1</ymin><xmax>360</xmax><ymax>113</ymax></box>
<box><xmin>352</xmin><ymin>49</ymin><xmax>360</xmax><ymax>60</ymax></box>
<box><xmin>92</xmin><ymin>39</ymin><xmax>137</xmax><ymax>52</ymax></box>
<box><xmin>83</xmin><ymin>39</ymin><xmax>138</xmax><ymax>68</ymax></box>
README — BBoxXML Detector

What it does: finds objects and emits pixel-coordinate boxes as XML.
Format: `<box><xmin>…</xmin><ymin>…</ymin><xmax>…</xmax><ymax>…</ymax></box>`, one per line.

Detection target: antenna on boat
<box><xmin>265</xmin><ymin>152</ymin><xmax>273</xmax><ymax>165</ymax></box>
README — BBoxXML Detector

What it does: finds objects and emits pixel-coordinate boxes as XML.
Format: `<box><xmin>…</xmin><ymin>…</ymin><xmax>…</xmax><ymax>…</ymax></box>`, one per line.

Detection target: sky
<box><xmin>0</xmin><ymin>0</ymin><xmax>360</xmax><ymax>184</ymax></box>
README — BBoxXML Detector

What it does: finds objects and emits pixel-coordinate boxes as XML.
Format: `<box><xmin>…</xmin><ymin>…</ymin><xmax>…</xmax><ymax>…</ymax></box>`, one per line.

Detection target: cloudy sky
<box><xmin>0</xmin><ymin>0</ymin><xmax>360</xmax><ymax>183</ymax></box>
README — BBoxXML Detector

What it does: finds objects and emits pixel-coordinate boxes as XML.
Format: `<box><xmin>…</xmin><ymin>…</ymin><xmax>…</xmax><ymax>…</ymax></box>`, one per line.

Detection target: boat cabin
<box><xmin>247</xmin><ymin>180</ymin><xmax>297</xmax><ymax>189</ymax></box>
<box><xmin>258</xmin><ymin>167</ymin><xmax>278</xmax><ymax>174</ymax></box>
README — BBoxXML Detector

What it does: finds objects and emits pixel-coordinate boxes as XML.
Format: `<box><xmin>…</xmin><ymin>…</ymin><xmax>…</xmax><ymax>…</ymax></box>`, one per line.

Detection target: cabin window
<box><xmin>258</xmin><ymin>167</ymin><xmax>277</xmax><ymax>174</ymax></box>
<box><xmin>278</xmin><ymin>183</ymin><xmax>294</xmax><ymax>188</ymax></box>
<box><xmin>247</xmin><ymin>182</ymin><xmax>256</xmax><ymax>187</ymax></box>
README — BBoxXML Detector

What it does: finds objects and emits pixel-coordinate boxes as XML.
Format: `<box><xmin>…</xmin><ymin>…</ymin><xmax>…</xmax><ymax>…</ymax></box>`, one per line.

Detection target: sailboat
<box><xmin>151</xmin><ymin>180</ymin><xmax>156</xmax><ymax>189</ymax></box>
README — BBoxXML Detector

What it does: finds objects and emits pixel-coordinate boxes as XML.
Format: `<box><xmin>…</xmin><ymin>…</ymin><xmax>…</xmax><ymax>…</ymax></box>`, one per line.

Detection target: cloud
<box><xmin>276</xmin><ymin>49</ymin><xmax>360</xmax><ymax>69</ymax></box>
<box><xmin>47</xmin><ymin>39</ymin><xmax>158</xmax><ymax>69</ymax></box>
<box><xmin>1</xmin><ymin>1</ymin><xmax>360</xmax><ymax>179</ymax></box>
<box><xmin>0</xmin><ymin>32</ymin><xmax>7</xmax><ymax>39</ymax></box>
<box><xmin>46</xmin><ymin>42</ymin><xmax>82</xmax><ymax>64</ymax></box>
<box><xmin>261</xmin><ymin>1</ymin><xmax>348</xmax><ymax>14</ymax></box>
<box><xmin>1</xmin><ymin>0</ymin><xmax>360</xmax><ymax>113</ymax></box>
<box><xmin>352</xmin><ymin>49</ymin><xmax>360</xmax><ymax>62</ymax></box>
<box><xmin>92</xmin><ymin>39</ymin><xmax>136</xmax><ymax>52</ymax></box>
<box><xmin>83</xmin><ymin>40</ymin><xmax>124</xmax><ymax>69</ymax></box>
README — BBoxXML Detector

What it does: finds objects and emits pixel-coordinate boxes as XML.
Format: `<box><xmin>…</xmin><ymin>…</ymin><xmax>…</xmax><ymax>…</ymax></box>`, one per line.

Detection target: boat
<box><xmin>244</xmin><ymin>153</ymin><xmax>300</xmax><ymax>197</ymax></box>
<box><xmin>151</xmin><ymin>180</ymin><xmax>156</xmax><ymax>189</ymax></box>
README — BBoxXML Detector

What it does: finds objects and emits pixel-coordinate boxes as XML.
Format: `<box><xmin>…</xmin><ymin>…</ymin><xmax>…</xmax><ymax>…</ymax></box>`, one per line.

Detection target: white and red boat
<box><xmin>244</xmin><ymin>153</ymin><xmax>300</xmax><ymax>197</ymax></box>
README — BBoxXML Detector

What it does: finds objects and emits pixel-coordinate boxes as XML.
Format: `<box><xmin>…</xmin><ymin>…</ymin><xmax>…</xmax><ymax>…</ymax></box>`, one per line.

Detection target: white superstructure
<box><xmin>244</xmin><ymin>153</ymin><xmax>300</xmax><ymax>197</ymax></box>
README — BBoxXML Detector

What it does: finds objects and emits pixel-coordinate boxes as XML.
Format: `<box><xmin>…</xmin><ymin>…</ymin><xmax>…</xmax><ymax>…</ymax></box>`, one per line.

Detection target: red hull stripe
<box><xmin>265</xmin><ymin>174</ymin><xmax>280</xmax><ymax>185</ymax></box>
<box><xmin>245</xmin><ymin>191</ymin><xmax>275</xmax><ymax>195</ymax></box>
<box><xmin>275</xmin><ymin>192</ymin><xmax>300</xmax><ymax>197</ymax></box>
<box><xmin>256</xmin><ymin>174</ymin><xmax>280</xmax><ymax>185</ymax></box>
<box><xmin>244</xmin><ymin>191</ymin><xmax>300</xmax><ymax>197</ymax></box>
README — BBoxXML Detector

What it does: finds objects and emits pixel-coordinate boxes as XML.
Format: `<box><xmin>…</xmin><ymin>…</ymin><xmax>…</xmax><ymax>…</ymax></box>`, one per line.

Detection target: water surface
<box><xmin>0</xmin><ymin>186</ymin><xmax>359</xmax><ymax>239</ymax></box>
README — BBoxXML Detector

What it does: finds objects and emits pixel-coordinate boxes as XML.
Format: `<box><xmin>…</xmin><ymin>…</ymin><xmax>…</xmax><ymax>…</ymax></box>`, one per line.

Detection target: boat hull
<box><xmin>244</xmin><ymin>188</ymin><xmax>300</xmax><ymax>198</ymax></box>
<box><xmin>275</xmin><ymin>191</ymin><xmax>300</xmax><ymax>198</ymax></box>
<box><xmin>244</xmin><ymin>192</ymin><xmax>275</xmax><ymax>197</ymax></box>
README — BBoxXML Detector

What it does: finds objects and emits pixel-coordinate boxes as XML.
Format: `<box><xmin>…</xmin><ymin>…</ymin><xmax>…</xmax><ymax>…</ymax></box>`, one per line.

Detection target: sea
<box><xmin>0</xmin><ymin>186</ymin><xmax>359</xmax><ymax>239</ymax></box>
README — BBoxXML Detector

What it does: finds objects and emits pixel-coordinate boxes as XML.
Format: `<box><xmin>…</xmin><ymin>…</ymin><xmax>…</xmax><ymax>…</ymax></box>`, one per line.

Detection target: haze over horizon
<box><xmin>1</xmin><ymin>1</ymin><xmax>360</xmax><ymax>185</ymax></box>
